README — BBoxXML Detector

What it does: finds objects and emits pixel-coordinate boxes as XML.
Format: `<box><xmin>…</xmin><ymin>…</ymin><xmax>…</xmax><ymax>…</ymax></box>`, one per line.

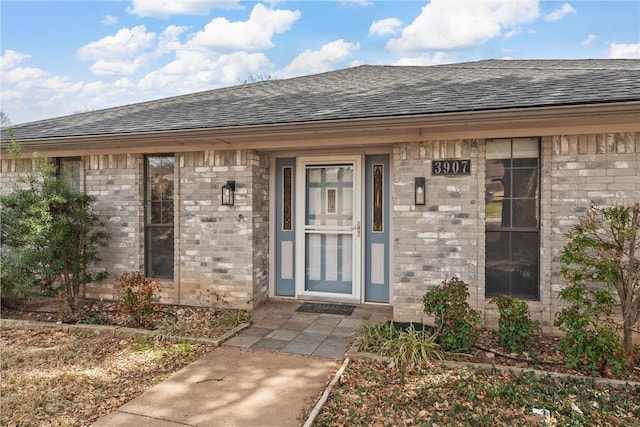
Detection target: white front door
<box><xmin>295</xmin><ymin>156</ymin><xmax>362</xmax><ymax>301</ymax></box>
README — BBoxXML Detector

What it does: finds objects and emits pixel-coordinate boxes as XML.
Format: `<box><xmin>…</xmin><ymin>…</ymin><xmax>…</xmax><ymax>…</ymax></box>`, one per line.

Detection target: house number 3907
<box><xmin>432</xmin><ymin>159</ymin><xmax>471</xmax><ymax>175</ymax></box>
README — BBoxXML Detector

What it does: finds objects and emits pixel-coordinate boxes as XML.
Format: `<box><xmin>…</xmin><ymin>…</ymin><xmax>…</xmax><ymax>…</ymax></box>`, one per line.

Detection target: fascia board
<box><xmin>3</xmin><ymin>102</ymin><xmax>639</xmax><ymax>156</ymax></box>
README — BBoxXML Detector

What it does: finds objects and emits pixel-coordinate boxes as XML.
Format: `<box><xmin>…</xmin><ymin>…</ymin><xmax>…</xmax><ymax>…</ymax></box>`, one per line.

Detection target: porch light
<box><xmin>415</xmin><ymin>177</ymin><xmax>426</xmax><ymax>205</ymax></box>
<box><xmin>222</xmin><ymin>180</ymin><xmax>236</xmax><ymax>205</ymax></box>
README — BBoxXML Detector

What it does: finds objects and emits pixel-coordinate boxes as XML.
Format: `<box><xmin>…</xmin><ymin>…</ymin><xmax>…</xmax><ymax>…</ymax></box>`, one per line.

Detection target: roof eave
<box><xmin>4</xmin><ymin>101</ymin><xmax>639</xmax><ymax>155</ymax></box>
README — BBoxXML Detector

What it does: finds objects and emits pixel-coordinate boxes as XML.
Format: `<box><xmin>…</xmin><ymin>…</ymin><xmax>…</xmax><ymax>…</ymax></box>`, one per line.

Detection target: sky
<box><xmin>1</xmin><ymin>0</ymin><xmax>639</xmax><ymax>125</ymax></box>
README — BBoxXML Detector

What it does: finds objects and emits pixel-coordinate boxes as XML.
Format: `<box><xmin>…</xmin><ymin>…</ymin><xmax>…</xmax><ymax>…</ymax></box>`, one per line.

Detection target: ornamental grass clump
<box><xmin>359</xmin><ymin>322</ymin><xmax>442</xmax><ymax>376</ymax></box>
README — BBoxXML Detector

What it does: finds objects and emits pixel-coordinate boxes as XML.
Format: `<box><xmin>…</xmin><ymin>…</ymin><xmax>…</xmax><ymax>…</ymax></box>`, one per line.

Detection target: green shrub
<box><xmin>423</xmin><ymin>277</ymin><xmax>482</xmax><ymax>352</ymax></box>
<box><xmin>559</xmin><ymin>203</ymin><xmax>639</xmax><ymax>352</ymax></box>
<box><xmin>554</xmin><ymin>282</ymin><xmax>627</xmax><ymax>376</ymax></box>
<box><xmin>117</xmin><ymin>271</ymin><xmax>160</xmax><ymax>328</ymax></box>
<box><xmin>0</xmin><ymin>136</ymin><xmax>109</xmax><ymax>318</ymax></box>
<box><xmin>490</xmin><ymin>295</ymin><xmax>540</xmax><ymax>352</ymax></box>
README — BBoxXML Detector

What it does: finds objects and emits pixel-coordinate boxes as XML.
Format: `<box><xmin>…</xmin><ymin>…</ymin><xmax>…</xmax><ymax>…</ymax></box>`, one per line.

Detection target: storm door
<box><xmin>295</xmin><ymin>156</ymin><xmax>362</xmax><ymax>301</ymax></box>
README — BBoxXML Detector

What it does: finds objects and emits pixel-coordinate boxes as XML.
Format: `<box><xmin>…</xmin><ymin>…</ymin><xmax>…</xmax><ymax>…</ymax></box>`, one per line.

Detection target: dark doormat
<box><xmin>296</xmin><ymin>302</ymin><xmax>356</xmax><ymax>316</ymax></box>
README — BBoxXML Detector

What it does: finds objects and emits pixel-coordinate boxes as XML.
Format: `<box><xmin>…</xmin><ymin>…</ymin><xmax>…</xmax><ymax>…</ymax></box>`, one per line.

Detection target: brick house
<box><xmin>2</xmin><ymin>59</ymin><xmax>639</xmax><ymax>332</ymax></box>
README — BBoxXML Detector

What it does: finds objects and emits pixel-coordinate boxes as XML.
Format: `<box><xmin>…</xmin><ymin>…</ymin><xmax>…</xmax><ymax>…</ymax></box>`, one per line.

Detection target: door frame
<box><xmin>295</xmin><ymin>155</ymin><xmax>363</xmax><ymax>303</ymax></box>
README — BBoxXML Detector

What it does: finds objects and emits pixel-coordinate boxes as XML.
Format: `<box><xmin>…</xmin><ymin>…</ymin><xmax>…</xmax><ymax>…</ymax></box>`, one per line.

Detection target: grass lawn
<box><xmin>1</xmin><ymin>328</ymin><xmax>212</xmax><ymax>426</ymax></box>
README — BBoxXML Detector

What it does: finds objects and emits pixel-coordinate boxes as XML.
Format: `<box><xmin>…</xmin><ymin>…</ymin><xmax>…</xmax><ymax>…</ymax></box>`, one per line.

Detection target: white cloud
<box><xmin>77</xmin><ymin>26</ymin><xmax>156</xmax><ymax>61</ymax></box>
<box><xmin>609</xmin><ymin>43</ymin><xmax>640</xmax><ymax>59</ymax></box>
<box><xmin>75</xmin><ymin>25</ymin><xmax>177</xmax><ymax>76</ymax></box>
<box><xmin>0</xmin><ymin>50</ymin><xmax>31</xmax><ymax>70</ymax></box>
<box><xmin>132</xmin><ymin>4</ymin><xmax>300</xmax><ymax>92</ymax></box>
<box><xmin>387</xmin><ymin>0</ymin><xmax>539</xmax><ymax>52</ymax></box>
<box><xmin>393</xmin><ymin>52</ymin><xmax>459</xmax><ymax>66</ymax></box>
<box><xmin>3</xmin><ymin>66</ymin><xmax>47</xmax><ymax>87</ymax></box>
<box><xmin>188</xmin><ymin>4</ymin><xmax>300</xmax><ymax>51</ymax></box>
<box><xmin>369</xmin><ymin>18</ymin><xmax>403</xmax><ymax>36</ymax></box>
<box><xmin>127</xmin><ymin>0</ymin><xmax>242</xmax><ymax>18</ymax></box>
<box><xmin>101</xmin><ymin>14</ymin><xmax>119</xmax><ymax>25</ymax></box>
<box><xmin>0</xmin><ymin>49</ymin><xmax>150</xmax><ymax>123</ymax></box>
<box><xmin>281</xmin><ymin>39</ymin><xmax>360</xmax><ymax>76</ymax></box>
<box><xmin>138</xmin><ymin>51</ymin><xmax>273</xmax><ymax>93</ymax></box>
<box><xmin>90</xmin><ymin>58</ymin><xmax>148</xmax><ymax>76</ymax></box>
<box><xmin>156</xmin><ymin>25</ymin><xmax>189</xmax><ymax>55</ymax></box>
<box><xmin>581</xmin><ymin>34</ymin><xmax>598</xmax><ymax>46</ymax></box>
<box><xmin>545</xmin><ymin>3</ymin><xmax>576</xmax><ymax>22</ymax></box>
<box><xmin>2</xmin><ymin>4</ymin><xmax>316</xmax><ymax>123</ymax></box>
<box><xmin>503</xmin><ymin>27</ymin><xmax>523</xmax><ymax>39</ymax></box>
<box><xmin>1</xmin><ymin>89</ymin><xmax>22</xmax><ymax>102</ymax></box>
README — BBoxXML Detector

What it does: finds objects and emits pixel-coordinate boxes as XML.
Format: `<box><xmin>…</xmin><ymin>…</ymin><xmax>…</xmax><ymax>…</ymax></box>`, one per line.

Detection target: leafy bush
<box><xmin>554</xmin><ymin>282</ymin><xmax>627</xmax><ymax>376</ymax></box>
<box><xmin>116</xmin><ymin>271</ymin><xmax>160</xmax><ymax>328</ymax></box>
<box><xmin>560</xmin><ymin>203</ymin><xmax>639</xmax><ymax>352</ymax></box>
<box><xmin>490</xmin><ymin>295</ymin><xmax>540</xmax><ymax>352</ymax></box>
<box><xmin>0</xmin><ymin>136</ymin><xmax>109</xmax><ymax>318</ymax></box>
<box><xmin>423</xmin><ymin>277</ymin><xmax>482</xmax><ymax>352</ymax></box>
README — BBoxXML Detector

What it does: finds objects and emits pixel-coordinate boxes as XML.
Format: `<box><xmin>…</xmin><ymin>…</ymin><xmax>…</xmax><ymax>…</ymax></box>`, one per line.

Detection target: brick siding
<box><xmin>392</xmin><ymin>133</ymin><xmax>639</xmax><ymax>333</ymax></box>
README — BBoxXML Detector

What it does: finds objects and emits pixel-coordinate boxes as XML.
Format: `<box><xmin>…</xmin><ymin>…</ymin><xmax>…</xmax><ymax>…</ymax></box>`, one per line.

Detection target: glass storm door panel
<box><xmin>296</xmin><ymin>157</ymin><xmax>362</xmax><ymax>299</ymax></box>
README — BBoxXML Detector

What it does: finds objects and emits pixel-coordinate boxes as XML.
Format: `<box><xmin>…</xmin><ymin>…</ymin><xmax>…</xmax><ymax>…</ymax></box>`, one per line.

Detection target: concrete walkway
<box><xmin>93</xmin><ymin>346</ymin><xmax>339</xmax><ymax>426</ymax></box>
<box><xmin>92</xmin><ymin>301</ymin><xmax>392</xmax><ymax>426</ymax></box>
<box><xmin>224</xmin><ymin>300</ymin><xmax>392</xmax><ymax>358</ymax></box>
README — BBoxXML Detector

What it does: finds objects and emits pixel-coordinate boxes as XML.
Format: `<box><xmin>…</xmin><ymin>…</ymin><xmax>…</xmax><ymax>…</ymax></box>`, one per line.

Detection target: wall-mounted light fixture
<box><xmin>415</xmin><ymin>177</ymin><xmax>426</xmax><ymax>205</ymax></box>
<box><xmin>222</xmin><ymin>180</ymin><xmax>236</xmax><ymax>206</ymax></box>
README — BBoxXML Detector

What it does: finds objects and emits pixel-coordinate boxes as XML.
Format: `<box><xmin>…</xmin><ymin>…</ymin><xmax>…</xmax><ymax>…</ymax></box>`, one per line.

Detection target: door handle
<box><xmin>356</xmin><ymin>221</ymin><xmax>361</xmax><ymax>237</ymax></box>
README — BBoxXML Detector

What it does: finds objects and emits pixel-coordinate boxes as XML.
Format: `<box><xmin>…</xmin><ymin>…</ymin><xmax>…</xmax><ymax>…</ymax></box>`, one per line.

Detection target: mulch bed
<box><xmin>455</xmin><ymin>328</ymin><xmax>640</xmax><ymax>382</ymax></box>
<box><xmin>0</xmin><ymin>297</ymin><xmax>250</xmax><ymax>339</ymax></box>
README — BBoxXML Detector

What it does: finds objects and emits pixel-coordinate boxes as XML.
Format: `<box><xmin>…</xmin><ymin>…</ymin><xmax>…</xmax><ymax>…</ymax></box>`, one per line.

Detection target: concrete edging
<box><xmin>303</xmin><ymin>357</ymin><xmax>351</xmax><ymax>427</ymax></box>
<box><xmin>0</xmin><ymin>318</ymin><xmax>251</xmax><ymax>346</ymax></box>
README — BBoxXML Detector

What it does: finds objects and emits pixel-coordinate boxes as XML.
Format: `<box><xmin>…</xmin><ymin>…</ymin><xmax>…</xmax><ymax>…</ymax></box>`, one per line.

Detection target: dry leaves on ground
<box><xmin>0</xmin><ymin>328</ymin><xmax>212</xmax><ymax>427</ymax></box>
<box><xmin>315</xmin><ymin>359</ymin><xmax>640</xmax><ymax>426</ymax></box>
<box><xmin>1</xmin><ymin>298</ymin><xmax>251</xmax><ymax>339</ymax></box>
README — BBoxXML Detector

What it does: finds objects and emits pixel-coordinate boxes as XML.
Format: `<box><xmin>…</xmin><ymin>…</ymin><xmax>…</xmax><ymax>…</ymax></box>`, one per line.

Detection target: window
<box><xmin>485</xmin><ymin>138</ymin><xmax>540</xmax><ymax>299</ymax></box>
<box><xmin>56</xmin><ymin>157</ymin><xmax>81</xmax><ymax>191</ymax></box>
<box><xmin>145</xmin><ymin>155</ymin><xmax>175</xmax><ymax>279</ymax></box>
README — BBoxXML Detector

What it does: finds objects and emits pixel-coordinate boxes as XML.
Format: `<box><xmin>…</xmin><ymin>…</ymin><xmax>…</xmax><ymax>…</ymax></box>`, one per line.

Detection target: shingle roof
<box><xmin>6</xmin><ymin>59</ymin><xmax>640</xmax><ymax>140</ymax></box>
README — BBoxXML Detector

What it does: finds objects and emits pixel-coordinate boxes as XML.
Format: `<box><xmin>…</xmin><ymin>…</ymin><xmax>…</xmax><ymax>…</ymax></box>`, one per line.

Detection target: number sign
<box><xmin>432</xmin><ymin>159</ymin><xmax>471</xmax><ymax>176</ymax></box>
